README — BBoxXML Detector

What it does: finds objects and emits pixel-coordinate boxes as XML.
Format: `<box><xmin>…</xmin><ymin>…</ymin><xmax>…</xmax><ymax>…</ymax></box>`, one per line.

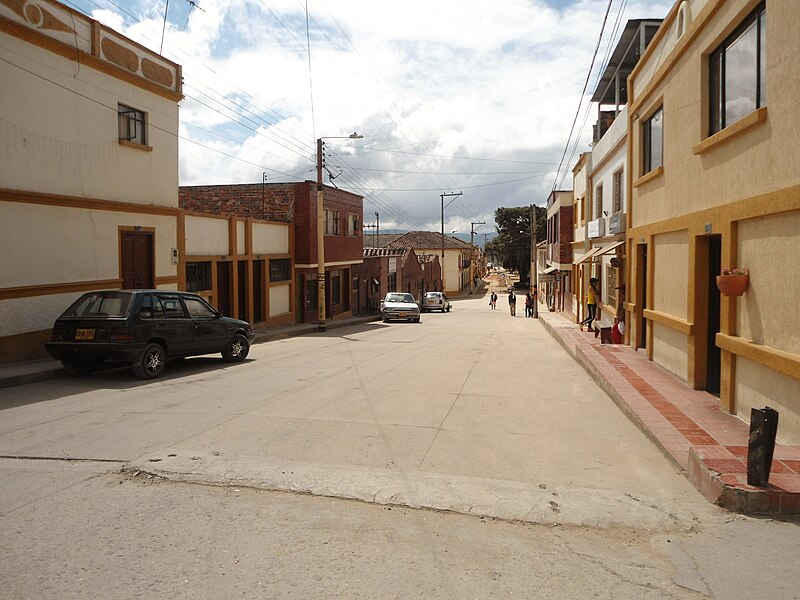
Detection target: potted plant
<box><xmin>716</xmin><ymin>267</ymin><xmax>749</xmax><ymax>297</ymax></box>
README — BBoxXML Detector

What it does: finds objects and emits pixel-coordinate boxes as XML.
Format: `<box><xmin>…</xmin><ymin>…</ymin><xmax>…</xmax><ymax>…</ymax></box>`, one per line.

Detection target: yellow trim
<box><xmin>0</xmin><ymin>279</ymin><xmax>123</xmax><ymax>301</ymax></box>
<box><xmin>693</xmin><ymin>107</ymin><xmax>768</xmax><ymax>155</ymax></box>
<box><xmin>1</xmin><ymin>188</ymin><xmax>180</xmax><ymax>217</ymax></box>
<box><xmin>717</xmin><ymin>333</ymin><xmax>800</xmax><ymax>382</ymax></box>
<box><xmin>644</xmin><ymin>308</ymin><xmax>693</xmax><ymax>335</ymax></box>
<box><xmin>119</xmin><ymin>140</ymin><xmax>154</xmax><ymax>152</ymax></box>
<box><xmin>633</xmin><ymin>166</ymin><xmax>664</xmax><ymax>188</ymax></box>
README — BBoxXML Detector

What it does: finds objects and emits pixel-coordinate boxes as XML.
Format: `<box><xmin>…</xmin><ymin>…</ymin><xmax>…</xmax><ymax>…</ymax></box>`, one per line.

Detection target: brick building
<box><xmin>179</xmin><ymin>181</ymin><xmax>363</xmax><ymax>326</ymax></box>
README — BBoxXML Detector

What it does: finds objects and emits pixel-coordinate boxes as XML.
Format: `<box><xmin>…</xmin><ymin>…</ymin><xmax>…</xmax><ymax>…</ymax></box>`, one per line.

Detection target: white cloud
<box><xmin>75</xmin><ymin>0</ymin><xmax>674</xmax><ymax>231</ymax></box>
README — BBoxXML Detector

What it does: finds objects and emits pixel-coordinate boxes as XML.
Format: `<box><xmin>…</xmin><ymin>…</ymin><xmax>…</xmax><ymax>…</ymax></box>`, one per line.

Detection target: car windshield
<box><xmin>62</xmin><ymin>292</ymin><xmax>133</xmax><ymax>317</ymax></box>
<box><xmin>425</xmin><ymin>293</ymin><xmax>440</xmax><ymax>298</ymax></box>
<box><xmin>387</xmin><ymin>293</ymin><xmax>414</xmax><ymax>303</ymax></box>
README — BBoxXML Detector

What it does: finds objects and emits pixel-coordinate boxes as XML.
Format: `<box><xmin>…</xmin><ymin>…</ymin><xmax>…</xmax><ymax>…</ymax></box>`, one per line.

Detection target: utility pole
<box><xmin>375</xmin><ymin>212</ymin><xmax>379</xmax><ymax>247</ymax></box>
<box><xmin>363</xmin><ymin>223</ymin><xmax>377</xmax><ymax>247</ymax></box>
<box><xmin>440</xmin><ymin>191</ymin><xmax>462</xmax><ymax>293</ymax></box>
<box><xmin>470</xmin><ymin>221</ymin><xmax>485</xmax><ymax>294</ymax></box>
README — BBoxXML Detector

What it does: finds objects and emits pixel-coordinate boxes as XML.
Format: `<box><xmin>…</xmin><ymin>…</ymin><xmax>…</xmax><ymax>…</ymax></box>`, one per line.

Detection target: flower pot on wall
<box><xmin>716</xmin><ymin>272</ymin><xmax>749</xmax><ymax>297</ymax></box>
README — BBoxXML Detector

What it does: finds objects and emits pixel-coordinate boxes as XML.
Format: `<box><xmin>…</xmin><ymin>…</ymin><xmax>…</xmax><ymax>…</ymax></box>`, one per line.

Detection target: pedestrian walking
<box><xmin>490</xmin><ymin>291</ymin><xmax>498</xmax><ymax>309</ymax></box>
<box><xmin>579</xmin><ymin>277</ymin><xmax>600</xmax><ymax>332</ymax></box>
<box><xmin>508</xmin><ymin>290</ymin><xmax>517</xmax><ymax>316</ymax></box>
<box><xmin>525</xmin><ymin>292</ymin><xmax>532</xmax><ymax>317</ymax></box>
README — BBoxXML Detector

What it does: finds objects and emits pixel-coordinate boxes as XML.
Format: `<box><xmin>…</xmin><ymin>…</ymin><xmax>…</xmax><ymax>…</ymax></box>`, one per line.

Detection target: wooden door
<box><xmin>121</xmin><ymin>232</ymin><xmax>154</xmax><ymax>289</ymax></box>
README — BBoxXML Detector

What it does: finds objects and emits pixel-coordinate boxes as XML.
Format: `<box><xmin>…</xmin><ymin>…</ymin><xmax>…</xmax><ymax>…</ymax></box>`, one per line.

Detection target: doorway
<box><xmin>120</xmin><ymin>231</ymin><xmax>154</xmax><ymax>289</ymax></box>
<box><xmin>705</xmin><ymin>236</ymin><xmax>722</xmax><ymax>395</ymax></box>
<box><xmin>216</xmin><ymin>261</ymin><xmax>232</xmax><ymax>316</ymax></box>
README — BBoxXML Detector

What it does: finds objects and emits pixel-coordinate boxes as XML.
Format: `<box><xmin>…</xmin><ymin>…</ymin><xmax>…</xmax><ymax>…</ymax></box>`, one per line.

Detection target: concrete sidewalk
<box><xmin>537</xmin><ymin>307</ymin><xmax>800</xmax><ymax>515</ymax></box>
<box><xmin>0</xmin><ymin>314</ymin><xmax>379</xmax><ymax>389</ymax></box>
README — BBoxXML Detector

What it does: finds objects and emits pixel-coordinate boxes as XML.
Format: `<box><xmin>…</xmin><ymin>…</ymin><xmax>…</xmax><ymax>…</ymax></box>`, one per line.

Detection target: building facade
<box><xmin>627</xmin><ymin>0</ymin><xmax>800</xmax><ymax>443</ymax></box>
<box><xmin>0</xmin><ymin>0</ymin><xmax>182</xmax><ymax>362</ymax></box>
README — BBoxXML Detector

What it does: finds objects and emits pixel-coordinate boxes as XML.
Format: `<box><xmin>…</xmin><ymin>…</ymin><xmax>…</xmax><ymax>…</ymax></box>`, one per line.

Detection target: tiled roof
<box><xmin>387</xmin><ymin>231</ymin><xmax>471</xmax><ymax>250</ymax></box>
<box><xmin>364</xmin><ymin>233</ymin><xmax>404</xmax><ymax>248</ymax></box>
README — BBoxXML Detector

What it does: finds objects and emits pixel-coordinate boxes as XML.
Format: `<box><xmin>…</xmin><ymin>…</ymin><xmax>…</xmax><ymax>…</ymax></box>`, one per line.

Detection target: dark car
<box><xmin>45</xmin><ymin>290</ymin><xmax>255</xmax><ymax>379</ymax></box>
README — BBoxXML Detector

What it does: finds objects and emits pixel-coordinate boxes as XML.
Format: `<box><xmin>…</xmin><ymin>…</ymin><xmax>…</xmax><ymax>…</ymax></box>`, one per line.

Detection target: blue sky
<box><xmin>67</xmin><ymin>0</ymin><xmax>673</xmax><ymax>233</ymax></box>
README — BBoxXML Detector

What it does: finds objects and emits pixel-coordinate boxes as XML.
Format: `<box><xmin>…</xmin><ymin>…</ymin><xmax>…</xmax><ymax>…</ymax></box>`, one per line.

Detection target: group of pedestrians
<box><xmin>490</xmin><ymin>287</ymin><xmax>538</xmax><ymax>317</ymax></box>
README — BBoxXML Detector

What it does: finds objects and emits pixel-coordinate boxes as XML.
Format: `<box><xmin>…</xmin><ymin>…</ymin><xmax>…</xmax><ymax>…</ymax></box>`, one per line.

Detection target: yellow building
<box><xmin>626</xmin><ymin>0</ymin><xmax>800</xmax><ymax>443</ymax></box>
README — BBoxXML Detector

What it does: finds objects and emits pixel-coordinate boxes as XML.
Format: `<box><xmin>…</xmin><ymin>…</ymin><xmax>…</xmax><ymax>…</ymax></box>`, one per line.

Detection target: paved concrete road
<box><xmin>1</xmin><ymin>293</ymin><xmax>798</xmax><ymax>598</ymax></box>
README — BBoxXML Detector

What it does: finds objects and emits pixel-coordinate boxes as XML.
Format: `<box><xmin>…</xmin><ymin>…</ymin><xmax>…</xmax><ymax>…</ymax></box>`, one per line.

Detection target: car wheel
<box><xmin>382</xmin><ymin>313</ymin><xmax>389</xmax><ymax>323</ymax></box>
<box><xmin>414</xmin><ymin>317</ymin><xmax>421</xmax><ymax>323</ymax></box>
<box><xmin>222</xmin><ymin>333</ymin><xmax>250</xmax><ymax>363</ymax></box>
<box><xmin>62</xmin><ymin>359</ymin><xmax>94</xmax><ymax>377</ymax></box>
<box><xmin>446</xmin><ymin>305</ymin><xmax>451</xmax><ymax>312</ymax></box>
<box><xmin>133</xmin><ymin>343</ymin><xmax>166</xmax><ymax>380</ymax></box>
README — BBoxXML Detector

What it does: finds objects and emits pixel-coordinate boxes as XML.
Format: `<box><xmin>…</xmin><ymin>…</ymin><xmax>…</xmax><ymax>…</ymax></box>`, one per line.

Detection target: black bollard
<box><xmin>747</xmin><ymin>406</ymin><xmax>779</xmax><ymax>487</ymax></box>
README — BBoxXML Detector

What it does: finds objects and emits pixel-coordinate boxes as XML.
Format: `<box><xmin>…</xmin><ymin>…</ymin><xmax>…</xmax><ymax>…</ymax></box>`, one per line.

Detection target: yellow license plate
<box><xmin>74</xmin><ymin>328</ymin><xmax>95</xmax><ymax>341</ymax></box>
<box><xmin>399</xmin><ymin>312</ymin><xmax>408</xmax><ymax>317</ymax></box>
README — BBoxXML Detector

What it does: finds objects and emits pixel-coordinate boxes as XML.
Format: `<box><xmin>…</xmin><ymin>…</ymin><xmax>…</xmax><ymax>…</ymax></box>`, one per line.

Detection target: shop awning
<box><xmin>596</xmin><ymin>240</ymin><xmax>626</xmax><ymax>256</ymax></box>
<box><xmin>573</xmin><ymin>247</ymin><xmax>602</xmax><ymax>265</ymax></box>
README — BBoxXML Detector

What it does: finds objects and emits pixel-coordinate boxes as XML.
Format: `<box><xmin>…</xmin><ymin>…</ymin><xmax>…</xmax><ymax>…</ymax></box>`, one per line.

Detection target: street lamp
<box><xmin>316</xmin><ymin>132</ymin><xmax>362</xmax><ymax>332</ymax></box>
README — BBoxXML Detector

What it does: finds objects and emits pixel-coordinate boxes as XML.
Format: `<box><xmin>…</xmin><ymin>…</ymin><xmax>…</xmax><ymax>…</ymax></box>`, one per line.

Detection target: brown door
<box><xmin>121</xmin><ymin>231</ymin><xmax>154</xmax><ymax>289</ymax></box>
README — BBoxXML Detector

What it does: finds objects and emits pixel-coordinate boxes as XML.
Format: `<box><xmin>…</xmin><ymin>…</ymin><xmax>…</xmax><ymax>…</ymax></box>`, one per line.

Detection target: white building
<box><xmin>0</xmin><ymin>0</ymin><xmax>182</xmax><ymax>361</ymax></box>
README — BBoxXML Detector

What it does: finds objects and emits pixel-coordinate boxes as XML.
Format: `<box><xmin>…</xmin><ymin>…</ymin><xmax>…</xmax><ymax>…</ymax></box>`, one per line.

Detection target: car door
<box><xmin>181</xmin><ymin>295</ymin><xmax>230</xmax><ymax>354</ymax></box>
<box><xmin>152</xmin><ymin>294</ymin><xmax>194</xmax><ymax>357</ymax></box>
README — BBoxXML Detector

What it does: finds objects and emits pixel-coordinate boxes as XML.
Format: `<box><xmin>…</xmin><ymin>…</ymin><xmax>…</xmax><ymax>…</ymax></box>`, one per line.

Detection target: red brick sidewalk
<box><xmin>538</xmin><ymin>309</ymin><xmax>800</xmax><ymax>514</ymax></box>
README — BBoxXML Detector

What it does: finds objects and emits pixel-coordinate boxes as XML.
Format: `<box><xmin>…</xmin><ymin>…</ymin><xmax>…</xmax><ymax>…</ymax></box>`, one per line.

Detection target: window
<box><xmin>118</xmin><ymin>104</ymin><xmax>147</xmax><ymax>146</ymax></box>
<box><xmin>183</xmin><ymin>297</ymin><xmax>216</xmax><ymax>318</ymax></box>
<box><xmin>324</xmin><ymin>209</ymin><xmax>340</xmax><ymax>235</ymax></box>
<box><xmin>606</xmin><ymin>265</ymin><xmax>618</xmax><ymax>307</ymax></box>
<box><xmin>594</xmin><ymin>184</ymin><xmax>603</xmax><ymax>219</ymax></box>
<box><xmin>612</xmin><ymin>170</ymin><xmax>623</xmax><ymax>213</ymax></box>
<box><xmin>347</xmin><ymin>214</ymin><xmax>360</xmax><ymax>236</ymax></box>
<box><xmin>269</xmin><ymin>258</ymin><xmax>291</xmax><ymax>282</ymax></box>
<box><xmin>157</xmin><ymin>295</ymin><xmax>186</xmax><ymax>319</ymax></box>
<box><xmin>387</xmin><ymin>272</ymin><xmax>396</xmax><ymax>291</ymax></box>
<box><xmin>709</xmin><ymin>3</ymin><xmax>766</xmax><ymax>135</ymax></box>
<box><xmin>186</xmin><ymin>262</ymin><xmax>212</xmax><ymax>292</ymax></box>
<box><xmin>643</xmin><ymin>107</ymin><xmax>663</xmax><ymax>173</ymax></box>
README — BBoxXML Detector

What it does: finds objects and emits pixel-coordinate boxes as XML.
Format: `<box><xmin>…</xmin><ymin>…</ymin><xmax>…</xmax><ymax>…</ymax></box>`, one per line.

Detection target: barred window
<box><xmin>269</xmin><ymin>258</ymin><xmax>291</xmax><ymax>282</ymax></box>
<box><xmin>186</xmin><ymin>262</ymin><xmax>212</xmax><ymax>292</ymax></box>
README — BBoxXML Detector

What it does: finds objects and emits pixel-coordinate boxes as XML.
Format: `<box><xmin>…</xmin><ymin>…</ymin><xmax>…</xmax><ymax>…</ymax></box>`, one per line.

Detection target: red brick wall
<box><xmin>179</xmin><ymin>183</ymin><xmax>295</xmax><ymax>223</ymax></box>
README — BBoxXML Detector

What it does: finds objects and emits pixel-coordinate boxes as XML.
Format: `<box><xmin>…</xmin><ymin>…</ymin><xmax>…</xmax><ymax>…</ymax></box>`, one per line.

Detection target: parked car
<box><xmin>380</xmin><ymin>292</ymin><xmax>421</xmax><ymax>323</ymax></box>
<box><xmin>421</xmin><ymin>291</ymin><xmax>451</xmax><ymax>312</ymax></box>
<box><xmin>45</xmin><ymin>290</ymin><xmax>255</xmax><ymax>379</ymax></box>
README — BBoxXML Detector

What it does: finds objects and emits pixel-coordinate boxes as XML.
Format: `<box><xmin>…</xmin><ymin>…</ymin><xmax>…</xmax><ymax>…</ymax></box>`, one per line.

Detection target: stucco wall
<box><xmin>236</xmin><ymin>221</ymin><xmax>246</xmax><ymax>255</ymax></box>
<box><xmin>652</xmin><ymin>230</ymin><xmax>688</xmax><ymax>318</ymax></box>
<box><xmin>0</xmin><ymin>36</ymin><xmax>179</xmax><ymax>208</ymax></box>
<box><xmin>631</xmin><ymin>1</ymin><xmax>800</xmax><ymax>228</ymax></box>
<box><xmin>253</xmin><ymin>223</ymin><xmax>290</xmax><ymax>255</ymax></box>
<box><xmin>652</xmin><ymin>322</ymin><xmax>689</xmax><ymax>380</ymax></box>
<box><xmin>1</xmin><ymin>203</ymin><xmax>176</xmax><ymax>289</ymax></box>
<box><xmin>269</xmin><ymin>284</ymin><xmax>291</xmax><ymax>316</ymax></box>
<box><xmin>736</xmin><ymin>357</ymin><xmax>800</xmax><ymax>446</ymax></box>
<box><xmin>738</xmin><ymin>210</ymin><xmax>800</xmax><ymax>354</ymax></box>
<box><xmin>185</xmin><ymin>216</ymin><xmax>229</xmax><ymax>256</ymax></box>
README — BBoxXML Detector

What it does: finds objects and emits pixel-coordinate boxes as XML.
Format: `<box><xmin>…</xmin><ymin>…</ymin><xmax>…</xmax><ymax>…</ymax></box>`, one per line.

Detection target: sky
<box><xmin>68</xmin><ymin>0</ymin><xmax>673</xmax><ymax>237</ymax></box>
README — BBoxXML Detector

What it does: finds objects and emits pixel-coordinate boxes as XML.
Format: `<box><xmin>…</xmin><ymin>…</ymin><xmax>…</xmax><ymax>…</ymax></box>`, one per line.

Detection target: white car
<box><xmin>380</xmin><ymin>292</ymin><xmax>421</xmax><ymax>323</ymax></box>
<box><xmin>421</xmin><ymin>291</ymin><xmax>451</xmax><ymax>312</ymax></box>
